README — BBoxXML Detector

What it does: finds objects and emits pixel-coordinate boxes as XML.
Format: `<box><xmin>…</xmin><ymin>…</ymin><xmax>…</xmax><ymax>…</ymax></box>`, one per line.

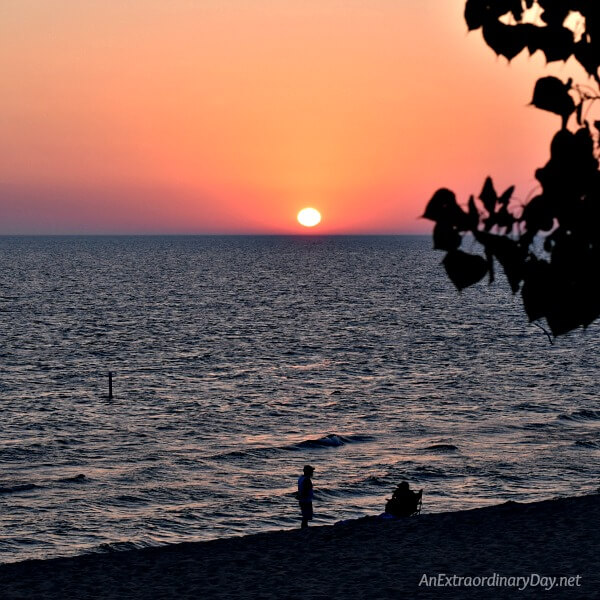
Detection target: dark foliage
<box><xmin>425</xmin><ymin>0</ymin><xmax>600</xmax><ymax>336</ymax></box>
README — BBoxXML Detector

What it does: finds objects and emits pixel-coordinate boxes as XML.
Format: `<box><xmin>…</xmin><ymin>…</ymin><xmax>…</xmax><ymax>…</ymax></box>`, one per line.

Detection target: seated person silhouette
<box><xmin>385</xmin><ymin>481</ymin><xmax>422</xmax><ymax>517</ymax></box>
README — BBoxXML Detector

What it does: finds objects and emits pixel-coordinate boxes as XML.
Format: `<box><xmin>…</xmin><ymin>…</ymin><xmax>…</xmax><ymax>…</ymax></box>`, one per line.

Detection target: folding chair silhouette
<box><xmin>385</xmin><ymin>490</ymin><xmax>422</xmax><ymax>517</ymax></box>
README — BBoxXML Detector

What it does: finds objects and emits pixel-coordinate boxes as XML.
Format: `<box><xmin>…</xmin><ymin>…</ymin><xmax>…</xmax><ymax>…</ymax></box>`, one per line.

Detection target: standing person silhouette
<box><xmin>297</xmin><ymin>465</ymin><xmax>315</xmax><ymax>528</ymax></box>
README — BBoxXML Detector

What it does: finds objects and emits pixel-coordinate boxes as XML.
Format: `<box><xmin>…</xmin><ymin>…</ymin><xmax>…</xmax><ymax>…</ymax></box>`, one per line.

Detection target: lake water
<box><xmin>1</xmin><ymin>235</ymin><xmax>599</xmax><ymax>563</ymax></box>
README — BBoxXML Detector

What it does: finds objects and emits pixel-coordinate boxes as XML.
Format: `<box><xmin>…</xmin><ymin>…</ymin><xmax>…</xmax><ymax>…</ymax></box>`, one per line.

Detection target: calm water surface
<box><xmin>1</xmin><ymin>236</ymin><xmax>599</xmax><ymax>563</ymax></box>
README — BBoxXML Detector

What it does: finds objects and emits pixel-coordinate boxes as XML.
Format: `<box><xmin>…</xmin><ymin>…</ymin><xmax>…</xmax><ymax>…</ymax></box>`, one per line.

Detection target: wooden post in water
<box><xmin>108</xmin><ymin>371</ymin><xmax>113</xmax><ymax>399</ymax></box>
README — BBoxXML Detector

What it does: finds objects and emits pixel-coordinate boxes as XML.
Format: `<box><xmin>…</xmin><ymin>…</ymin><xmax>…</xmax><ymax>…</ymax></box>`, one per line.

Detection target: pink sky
<box><xmin>0</xmin><ymin>0</ymin><xmax>586</xmax><ymax>234</ymax></box>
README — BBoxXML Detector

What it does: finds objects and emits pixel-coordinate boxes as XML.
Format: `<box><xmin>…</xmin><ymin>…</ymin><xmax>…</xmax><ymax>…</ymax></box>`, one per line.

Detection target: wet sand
<box><xmin>1</xmin><ymin>494</ymin><xmax>598</xmax><ymax>599</ymax></box>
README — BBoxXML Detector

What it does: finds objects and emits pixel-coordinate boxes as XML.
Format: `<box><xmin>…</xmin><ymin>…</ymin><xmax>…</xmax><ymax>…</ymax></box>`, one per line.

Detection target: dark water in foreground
<box><xmin>0</xmin><ymin>235</ymin><xmax>599</xmax><ymax>563</ymax></box>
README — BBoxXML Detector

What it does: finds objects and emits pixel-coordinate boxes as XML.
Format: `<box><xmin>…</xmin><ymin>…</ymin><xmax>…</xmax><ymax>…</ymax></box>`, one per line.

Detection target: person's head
<box><xmin>303</xmin><ymin>465</ymin><xmax>315</xmax><ymax>477</ymax></box>
<box><xmin>397</xmin><ymin>481</ymin><xmax>410</xmax><ymax>491</ymax></box>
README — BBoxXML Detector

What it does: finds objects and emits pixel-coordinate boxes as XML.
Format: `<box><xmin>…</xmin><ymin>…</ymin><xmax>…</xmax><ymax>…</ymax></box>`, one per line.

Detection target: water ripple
<box><xmin>1</xmin><ymin>236</ymin><xmax>599</xmax><ymax>563</ymax></box>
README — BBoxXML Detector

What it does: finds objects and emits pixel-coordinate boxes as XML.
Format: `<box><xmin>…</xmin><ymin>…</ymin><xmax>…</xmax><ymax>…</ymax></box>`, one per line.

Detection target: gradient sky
<box><xmin>0</xmin><ymin>0</ymin><xmax>587</xmax><ymax>234</ymax></box>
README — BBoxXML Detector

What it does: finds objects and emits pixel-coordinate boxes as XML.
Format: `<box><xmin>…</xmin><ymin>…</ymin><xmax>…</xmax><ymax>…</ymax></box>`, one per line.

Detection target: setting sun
<box><xmin>297</xmin><ymin>208</ymin><xmax>322</xmax><ymax>228</ymax></box>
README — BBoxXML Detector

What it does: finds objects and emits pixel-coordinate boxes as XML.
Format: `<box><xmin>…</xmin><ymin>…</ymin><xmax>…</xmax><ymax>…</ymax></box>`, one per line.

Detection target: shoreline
<box><xmin>1</xmin><ymin>493</ymin><xmax>598</xmax><ymax>599</ymax></box>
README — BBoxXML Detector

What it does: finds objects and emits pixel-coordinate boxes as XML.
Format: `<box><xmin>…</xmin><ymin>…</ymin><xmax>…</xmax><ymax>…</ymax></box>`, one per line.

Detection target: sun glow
<box><xmin>297</xmin><ymin>207</ymin><xmax>322</xmax><ymax>228</ymax></box>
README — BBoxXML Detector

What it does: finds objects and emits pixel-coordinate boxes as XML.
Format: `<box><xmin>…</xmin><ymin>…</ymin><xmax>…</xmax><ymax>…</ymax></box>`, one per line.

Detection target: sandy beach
<box><xmin>1</xmin><ymin>493</ymin><xmax>597</xmax><ymax>599</ymax></box>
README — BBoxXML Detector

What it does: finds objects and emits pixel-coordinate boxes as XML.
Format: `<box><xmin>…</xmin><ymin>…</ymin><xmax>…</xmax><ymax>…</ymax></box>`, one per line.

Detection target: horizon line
<box><xmin>0</xmin><ymin>232</ymin><xmax>431</xmax><ymax>237</ymax></box>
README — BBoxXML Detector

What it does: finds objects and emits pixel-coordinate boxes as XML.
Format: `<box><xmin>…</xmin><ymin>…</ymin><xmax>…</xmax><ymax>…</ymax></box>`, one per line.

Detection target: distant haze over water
<box><xmin>1</xmin><ymin>236</ymin><xmax>599</xmax><ymax>563</ymax></box>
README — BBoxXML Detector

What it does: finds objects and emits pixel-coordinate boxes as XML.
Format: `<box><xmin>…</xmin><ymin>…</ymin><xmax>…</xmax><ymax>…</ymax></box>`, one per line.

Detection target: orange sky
<box><xmin>0</xmin><ymin>1</ymin><xmax>587</xmax><ymax>234</ymax></box>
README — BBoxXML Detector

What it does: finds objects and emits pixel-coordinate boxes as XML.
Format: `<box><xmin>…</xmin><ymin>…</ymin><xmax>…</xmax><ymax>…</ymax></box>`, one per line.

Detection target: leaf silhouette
<box><xmin>443</xmin><ymin>251</ymin><xmax>488</xmax><ymax>291</ymax></box>
<box><xmin>467</xmin><ymin>195</ymin><xmax>480</xmax><ymax>230</ymax></box>
<box><xmin>497</xmin><ymin>185</ymin><xmax>514</xmax><ymax>207</ymax></box>
<box><xmin>433</xmin><ymin>223</ymin><xmax>461</xmax><ymax>251</ymax></box>
<box><xmin>475</xmin><ymin>232</ymin><xmax>525</xmax><ymax>292</ymax></box>
<box><xmin>464</xmin><ymin>0</ymin><xmax>486</xmax><ymax>31</ymax></box>
<box><xmin>521</xmin><ymin>195</ymin><xmax>553</xmax><ymax>234</ymax></box>
<box><xmin>423</xmin><ymin>188</ymin><xmax>471</xmax><ymax>230</ymax></box>
<box><xmin>531</xmin><ymin>76</ymin><xmax>575</xmax><ymax>125</ymax></box>
<box><xmin>573</xmin><ymin>40</ymin><xmax>599</xmax><ymax>78</ymax></box>
<box><xmin>483</xmin><ymin>21</ymin><xmax>527</xmax><ymax>60</ymax></box>
<box><xmin>538</xmin><ymin>26</ymin><xmax>574</xmax><ymax>63</ymax></box>
<box><xmin>537</xmin><ymin>128</ymin><xmax>599</xmax><ymax>202</ymax></box>
<box><xmin>523</xmin><ymin>23</ymin><xmax>543</xmax><ymax>55</ymax></box>
<box><xmin>423</xmin><ymin>188</ymin><xmax>457</xmax><ymax>222</ymax></box>
<box><xmin>545</xmin><ymin>288</ymin><xmax>586</xmax><ymax>336</ymax></box>
<box><xmin>464</xmin><ymin>0</ymin><xmax>521</xmax><ymax>31</ymax></box>
<box><xmin>521</xmin><ymin>257</ymin><xmax>551</xmax><ymax>322</ymax></box>
<box><xmin>479</xmin><ymin>177</ymin><xmax>497</xmax><ymax>215</ymax></box>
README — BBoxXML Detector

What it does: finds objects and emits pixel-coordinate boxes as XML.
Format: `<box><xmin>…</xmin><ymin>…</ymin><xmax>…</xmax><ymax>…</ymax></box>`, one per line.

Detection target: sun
<box><xmin>297</xmin><ymin>207</ymin><xmax>321</xmax><ymax>227</ymax></box>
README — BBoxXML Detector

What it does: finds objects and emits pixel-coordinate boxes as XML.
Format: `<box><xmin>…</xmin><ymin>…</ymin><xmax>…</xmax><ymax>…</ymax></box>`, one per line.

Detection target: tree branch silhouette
<box><xmin>424</xmin><ymin>0</ymin><xmax>600</xmax><ymax>337</ymax></box>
